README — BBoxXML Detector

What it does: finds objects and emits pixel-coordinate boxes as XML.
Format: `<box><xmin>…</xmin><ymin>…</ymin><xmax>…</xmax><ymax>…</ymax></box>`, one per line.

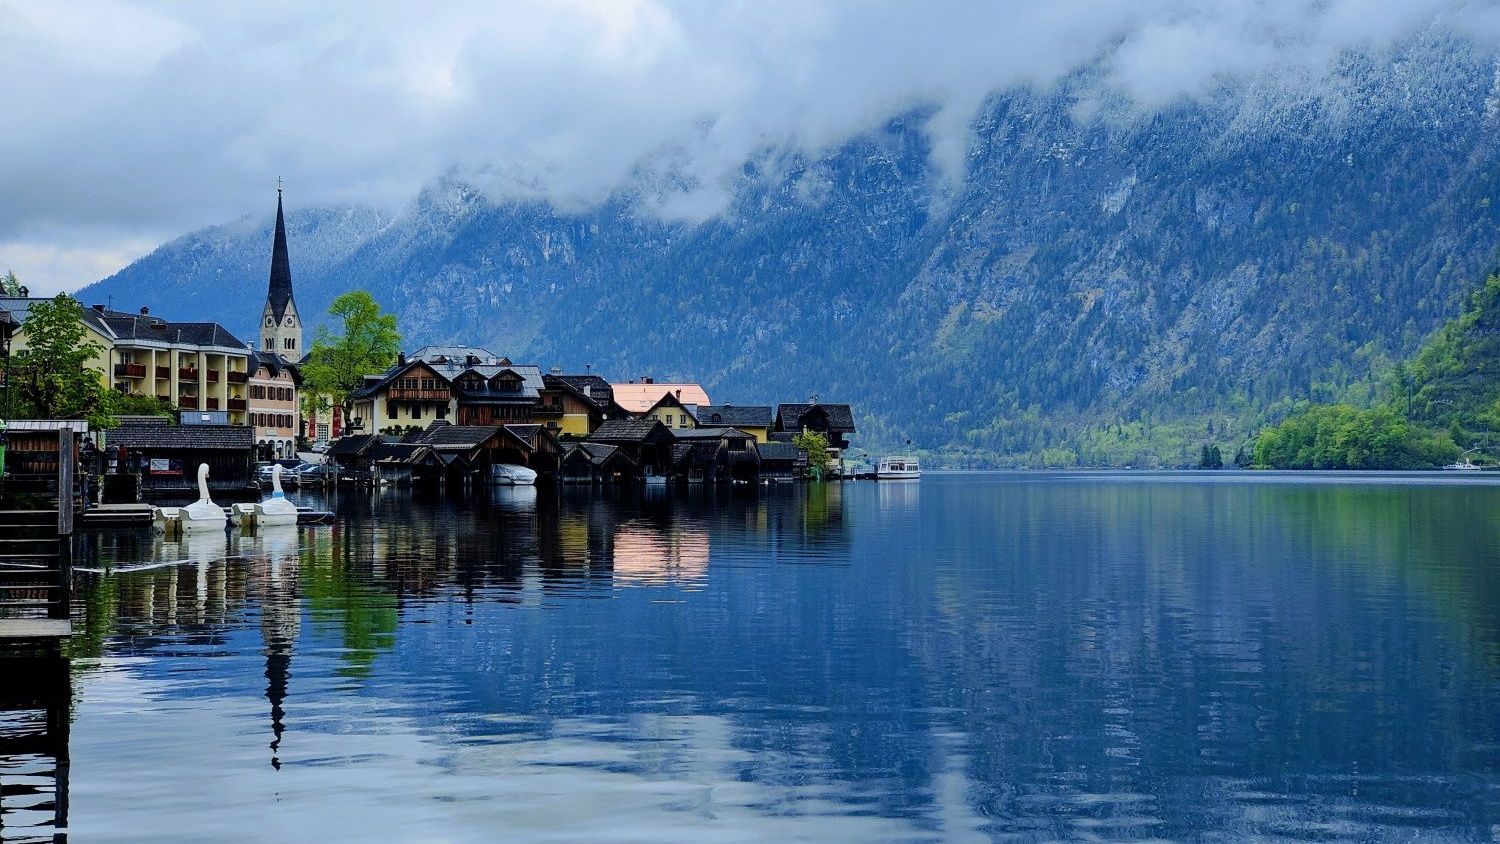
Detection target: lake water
<box><xmin>3</xmin><ymin>472</ymin><xmax>1499</xmax><ymax>842</ymax></box>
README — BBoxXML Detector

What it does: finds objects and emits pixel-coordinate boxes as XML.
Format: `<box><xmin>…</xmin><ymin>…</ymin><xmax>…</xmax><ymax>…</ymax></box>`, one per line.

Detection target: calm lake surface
<box><xmin>4</xmin><ymin>472</ymin><xmax>1500</xmax><ymax>842</ymax></box>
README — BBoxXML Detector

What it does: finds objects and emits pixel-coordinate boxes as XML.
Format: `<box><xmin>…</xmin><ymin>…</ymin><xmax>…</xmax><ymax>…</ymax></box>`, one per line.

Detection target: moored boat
<box><xmin>876</xmin><ymin>456</ymin><xmax>921</xmax><ymax>480</ymax></box>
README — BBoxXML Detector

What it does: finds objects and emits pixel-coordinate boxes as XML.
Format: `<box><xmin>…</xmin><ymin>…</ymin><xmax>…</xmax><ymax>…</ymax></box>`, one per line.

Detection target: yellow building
<box><xmin>692</xmin><ymin>405</ymin><xmax>773</xmax><ymax>443</ymax></box>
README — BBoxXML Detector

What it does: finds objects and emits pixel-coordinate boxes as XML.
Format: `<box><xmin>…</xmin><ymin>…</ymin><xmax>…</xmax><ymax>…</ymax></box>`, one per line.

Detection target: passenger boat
<box><xmin>876</xmin><ymin>456</ymin><xmax>921</xmax><ymax>480</ymax></box>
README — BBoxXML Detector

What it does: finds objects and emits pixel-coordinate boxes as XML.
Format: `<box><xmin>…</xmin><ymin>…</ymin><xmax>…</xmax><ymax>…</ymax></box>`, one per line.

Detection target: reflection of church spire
<box><xmin>260</xmin><ymin>543</ymin><xmax>301</xmax><ymax>771</ymax></box>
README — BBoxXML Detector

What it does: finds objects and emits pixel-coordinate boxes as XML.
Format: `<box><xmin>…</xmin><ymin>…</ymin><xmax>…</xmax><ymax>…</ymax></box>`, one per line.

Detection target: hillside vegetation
<box><xmin>82</xmin><ymin>38</ymin><xmax>1500</xmax><ymax>465</ymax></box>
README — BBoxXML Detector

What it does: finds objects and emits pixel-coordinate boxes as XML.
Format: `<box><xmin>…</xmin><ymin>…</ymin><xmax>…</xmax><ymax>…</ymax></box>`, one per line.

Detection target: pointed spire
<box><xmin>267</xmin><ymin>184</ymin><xmax>294</xmax><ymax>322</ymax></box>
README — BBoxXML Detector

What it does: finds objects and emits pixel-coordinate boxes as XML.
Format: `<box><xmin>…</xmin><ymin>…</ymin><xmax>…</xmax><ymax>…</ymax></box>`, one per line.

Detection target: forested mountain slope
<box><xmin>82</xmin><ymin>38</ymin><xmax>1500</xmax><ymax>465</ymax></box>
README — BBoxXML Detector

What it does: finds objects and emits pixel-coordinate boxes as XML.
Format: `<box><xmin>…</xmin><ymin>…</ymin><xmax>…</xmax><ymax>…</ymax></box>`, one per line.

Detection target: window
<box><xmin>266</xmin><ymin>317</ymin><xmax>274</xmax><ymax>327</ymax></box>
<box><xmin>317</xmin><ymin>423</ymin><xmax>329</xmax><ymax>441</ymax></box>
<box><xmin>665</xmin><ymin>414</ymin><xmax>673</xmax><ymax>426</ymax></box>
<box><xmin>387</xmin><ymin>401</ymin><xmax>397</xmax><ymax>418</ymax></box>
<box><xmin>264</xmin><ymin>338</ymin><xmax>274</xmax><ymax>349</ymax></box>
<box><xmin>284</xmin><ymin>337</ymin><xmax>295</xmax><ymax>349</ymax></box>
<box><xmin>412</xmin><ymin>405</ymin><xmax>422</xmax><ymax>420</ymax></box>
<box><xmin>436</xmin><ymin>404</ymin><xmax>447</xmax><ymax>419</ymax></box>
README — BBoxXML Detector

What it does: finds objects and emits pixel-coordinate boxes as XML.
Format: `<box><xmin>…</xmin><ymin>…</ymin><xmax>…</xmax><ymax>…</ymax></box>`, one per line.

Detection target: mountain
<box><xmin>81</xmin><ymin>36</ymin><xmax>1500</xmax><ymax>465</ymax></box>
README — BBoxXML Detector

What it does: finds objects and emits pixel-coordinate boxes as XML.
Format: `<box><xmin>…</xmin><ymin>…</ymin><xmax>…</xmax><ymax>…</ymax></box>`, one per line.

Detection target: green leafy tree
<box><xmin>792</xmin><ymin>428</ymin><xmax>831</xmax><ymax>480</ymax></box>
<box><xmin>1251</xmin><ymin>404</ymin><xmax>1456</xmax><ymax>469</ymax></box>
<box><xmin>300</xmin><ymin>291</ymin><xmax>401</xmax><ymax>430</ymax></box>
<box><xmin>6</xmin><ymin>295</ymin><xmax>115</xmax><ymax>426</ymax></box>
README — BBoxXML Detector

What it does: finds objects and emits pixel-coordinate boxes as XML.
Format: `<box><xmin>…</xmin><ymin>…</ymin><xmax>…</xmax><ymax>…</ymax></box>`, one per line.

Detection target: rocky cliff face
<box><xmin>83</xmin><ymin>37</ymin><xmax>1500</xmax><ymax>464</ymax></box>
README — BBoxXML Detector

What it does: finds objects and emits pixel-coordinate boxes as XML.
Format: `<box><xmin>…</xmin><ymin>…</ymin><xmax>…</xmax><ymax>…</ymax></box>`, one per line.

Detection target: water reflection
<box><xmin>31</xmin><ymin>477</ymin><xmax>1500</xmax><ymax>840</ymax></box>
<box><xmin>0</xmin><ymin>656</ymin><xmax>69</xmax><ymax>843</ymax></box>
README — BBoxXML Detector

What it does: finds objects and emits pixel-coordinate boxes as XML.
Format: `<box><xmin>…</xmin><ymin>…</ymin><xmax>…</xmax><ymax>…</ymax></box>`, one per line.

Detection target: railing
<box><xmin>178</xmin><ymin>368</ymin><xmax>198</xmax><ymax>380</ymax></box>
<box><xmin>206</xmin><ymin>370</ymin><xmax>220</xmax><ymax>383</ymax></box>
<box><xmin>386</xmin><ymin>388</ymin><xmax>452</xmax><ymax>401</ymax></box>
<box><xmin>113</xmin><ymin>363</ymin><xmax>146</xmax><ymax>378</ymax></box>
<box><xmin>227</xmin><ymin>398</ymin><xmax>247</xmax><ymax>411</ymax></box>
<box><xmin>532</xmin><ymin>405</ymin><xmax>564</xmax><ymax>418</ymax></box>
<box><xmin>179</xmin><ymin>395</ymin><xmax>199</xmax><ymax>409</ymax></box>
<box><xmin>0</xmin><ymin>429</ymin><xmax>74</xmax><ymax>634</ymax></box>
<box><xmin>206</xmin><ymin>397</ymin><xmax>220</xmax><ymax>410</ymax></box>
<box><xmin>155</xmin><ymin>366</ymin><xmax>171</xmax><ymax>379</ymax></box>
<box><xmin>227</xmin><ymin>371</ymin><xmax>247</xmax><ymax>384</ymax></box>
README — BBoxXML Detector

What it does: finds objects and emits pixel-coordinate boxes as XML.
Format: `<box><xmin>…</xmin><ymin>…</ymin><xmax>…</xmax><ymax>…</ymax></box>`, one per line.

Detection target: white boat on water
<box><xmin>876</xmin><ymin>456</ymin><xmax>921</xmax><ymax>480</ymax></box>
<box><xmin>491</xmin><ymin>463</ymin><xmax>538</xmax><ymax>486</ymax></box>
<box><xmin>1443</xmin><ymin>460</ymin><xmax>1482</xmax><ymax>471</ymax></box>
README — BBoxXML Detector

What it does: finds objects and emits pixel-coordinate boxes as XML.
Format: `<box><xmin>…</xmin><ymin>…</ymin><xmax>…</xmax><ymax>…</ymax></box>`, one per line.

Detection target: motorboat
<box><xmin>876</xmin><ymin>456</ymin><xmax>922</xmax><ymax>480</ymax></box>
<box><xmin>1443</xmin><ymin>459</ymin><xmax>1482</xmax><ymax>471</ymax></box>
<box><xmin>492</xmin><ymin>463</ymin><xmax>538</xmax><ymax>486</ymax></box>
<box><xmin>254</xmin><ymin>464</ymin><xmax>300</xmax><ymax>525</ymax></box>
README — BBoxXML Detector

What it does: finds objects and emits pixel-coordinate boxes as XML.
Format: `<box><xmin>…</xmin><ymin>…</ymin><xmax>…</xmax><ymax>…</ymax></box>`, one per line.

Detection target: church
<box><xmin>247</xmin><ymin>187</ymin><xmax>305</xmax><ymax>459</ymax></box>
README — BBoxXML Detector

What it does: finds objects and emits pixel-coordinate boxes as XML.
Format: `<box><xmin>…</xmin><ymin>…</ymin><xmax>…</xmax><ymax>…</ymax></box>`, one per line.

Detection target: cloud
<box><xmin>2</xmin><ymin>0</ymin><xmax>1497</xmax><ymax>291</ymax></box>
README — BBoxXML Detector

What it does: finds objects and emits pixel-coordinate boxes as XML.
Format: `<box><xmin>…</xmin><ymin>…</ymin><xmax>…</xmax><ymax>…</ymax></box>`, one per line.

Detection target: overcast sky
<box><xmin>3</xmin><ymin>0</ymin><xmax>1497</xmax><ymax>294</ymax></box>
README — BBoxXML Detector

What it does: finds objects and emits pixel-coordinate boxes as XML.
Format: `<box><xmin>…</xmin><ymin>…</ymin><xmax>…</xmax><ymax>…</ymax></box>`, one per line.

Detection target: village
<box><xmin>0</xmin><ymin>192</ymin><xmax>860</xmax><ymax>502</ymax></box>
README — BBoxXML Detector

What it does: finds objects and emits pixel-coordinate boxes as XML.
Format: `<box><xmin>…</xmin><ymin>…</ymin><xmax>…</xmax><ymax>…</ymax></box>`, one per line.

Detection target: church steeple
<box><xmin>267</xmin><ymin>183</ymin><xmax>294</xmax><ymax>322</ymax></box>
<box><xmin>260</xmin><ymin>182</ymin><xmax>303</xmax><ymax>358</ymax></box>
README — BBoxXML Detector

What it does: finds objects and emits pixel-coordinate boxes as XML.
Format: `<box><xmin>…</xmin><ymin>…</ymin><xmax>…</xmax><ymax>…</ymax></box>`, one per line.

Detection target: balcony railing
<box><xmin>227</xmin><ymin>371</ymin><xmax>248</xmax><ymax>384</ymax></box>
<box><xmin>180</xmin><ymin>396</ymin><xmax>199</xmax><ymax>409</ymax></box>
<box><xmin>532</xmin><ymin>405</ymin><xmax>564</xmax><ymax>418</ymax></box>
<box><xmin>206</xmin><ymin>397</ymin><xmax>220</xmax><ymax>410</ymax></box>
<box><xmin>227</xmin><ymin>398</ymin><xmax>247</xmax><ymax>411</ymax></box>
<box><xmin>206</xmin><ymin>370</ymin><xmax>220</xmax><ymax>383</ymax></box>
<box><xmin>387</xmin><ymin>388</ymin><xmax>451</xmax><ymax>401</ymax></box>
<box><xmin>155</xmin><ymin>366</ymin><xmax>171</xmax><ymax>379</ymax></box>
<box><xmin>178</xmin><ymin>368</ymin><xmax>198</xmax><ymax>380</ymax></box>
<box><xmin>113</xmin><ymin>363</ymin><xmax>146</xmax><ymax>378</ymax></box>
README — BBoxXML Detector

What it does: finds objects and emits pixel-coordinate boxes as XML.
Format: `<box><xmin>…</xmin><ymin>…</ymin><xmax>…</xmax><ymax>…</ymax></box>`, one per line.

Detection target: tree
<box><xmin>1198</xmin><ymin>443</ymin><xmax>1223</xmax><ymax>469</ymax></box>
<box><xmin>5</xmin><ymin>295</ymin><xmax>115</xmax><ymax>425</ymax></box>
<box><xmin>0</xmin><ymin>270</ymin><xmax>22</xmax><ymax>296</ymax></box>
<box><xmin>300</xmin><ymin>291</ymin><xmax>401</xmax><ymax>430</ymax></box>
<box><xmin>792</xmin><ymin>428</ymin><xmax>831</xmax><ymax>480</ymax></box>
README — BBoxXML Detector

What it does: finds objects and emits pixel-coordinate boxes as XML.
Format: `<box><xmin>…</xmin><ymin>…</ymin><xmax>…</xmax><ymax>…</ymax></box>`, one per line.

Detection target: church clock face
<box><xmin>266</xmin><ymin>317</ymin><xmax>274</xmax><ymax>326</ymax></box>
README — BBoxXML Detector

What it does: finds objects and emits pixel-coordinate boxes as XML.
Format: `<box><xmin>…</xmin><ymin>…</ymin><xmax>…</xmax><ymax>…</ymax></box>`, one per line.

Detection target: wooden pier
<box><xmin>0</xmin><ymin>429</ymin><xmax>75</xmax><ymax>648</ymax></box>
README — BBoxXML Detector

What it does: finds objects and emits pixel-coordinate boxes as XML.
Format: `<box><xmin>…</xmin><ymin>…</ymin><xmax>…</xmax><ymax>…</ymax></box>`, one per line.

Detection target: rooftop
<box><xmin>611</xmin><ymin>383</ymin><xmax>711</xmax><ymax>414</ymax></box>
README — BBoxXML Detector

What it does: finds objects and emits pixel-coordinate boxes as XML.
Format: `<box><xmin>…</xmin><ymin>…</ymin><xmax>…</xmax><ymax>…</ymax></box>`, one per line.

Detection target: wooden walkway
<box><xmin>0</xmin><ymin>430</ymin><xmax>75</xmax><ymax>647</ymax></box>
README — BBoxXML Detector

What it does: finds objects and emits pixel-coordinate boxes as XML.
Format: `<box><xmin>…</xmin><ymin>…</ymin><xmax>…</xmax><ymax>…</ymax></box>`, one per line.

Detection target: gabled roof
<box><xmin>418</xmin><ymin>423</ymin><xmax>531</xmax><ymax>451</ymax></box>
<box><xmin>351</xmin><ymin>358</ymin><xmax>454</xmax><ymax>399</ymax></box>
<box><xmin>266</xmin><ymin>191</ymin><xmax>295</xmax><ymax>322</ymax></box>
<box><xmin>775</xmin><ymin>403</ymin><xmax>857</xmax><ymax>433</ymax></box>
<box><xmin>409</xmin><ymin>346</ymin><xmax>500</xmax><ymax>365</ymax></box>
<box><xmin>611</xmin><ymin>383</ymin><xmax>711</xmax><ymax>414</ymax></box>
<box><xmin>639</xmin><ymin>391</ymin><xmax>700</xmax><ymax>420</ymax></box>
<box><xmin>589</xmin><ymin>419</ymin><xmax>670</xmax><ymax>442</ymax></box>
<box><xmin>695</xmin><ymin>405</ymin><xmax>772</xmax><ymax>428</ymax></box>
<box><xmin>111</xmin><ymin>422</ymin><xmax>254</xmax><ymax>450</ymax></box>
<box><xmin>543</xmin><ymin>374</ymin><xmax>614</xmax><ymax>407</ymax></box>
<box><xmin>369</xmin><ymin>442</ymin><xmax>434</xmax><ymax>464</ymax></box>
<box><xmin>251</xmin><ymin>351</ymin><xmax>301</xmax><ymax>382</ymax></box>
<box><xmin>756</xmin><ymin>442</ymin><xmax>801</xmax><ymax>462</ymax></box>
<box><xmin>326</xmin><ymin>433</ymin><xmax>381</xmax><ymax>456</ymax></box>
<box><xmin>451</xmin><ymin>364</ymin><xmax>544</xmax><ymax>402</ymax></box>
<box><xmin>671</xmin><ymin>441</ymin><xmax>719</xmax><ymax>466</ymax></box>
<box><xmin>671</xmin><ymin>427</ymin><xmax>754</xmax><ymax>440</ymax></box>
<box><xmin>562</xmin><ymin>441</ymin><xmax>638</xmax><ymax>468</ymax></box>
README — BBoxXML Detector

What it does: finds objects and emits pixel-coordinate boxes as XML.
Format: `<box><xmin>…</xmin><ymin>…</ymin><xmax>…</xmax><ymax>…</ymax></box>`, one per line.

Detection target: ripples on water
<box><xmin>3</xmin><ymin>473</ymin><xmax>1499</xmax><ymax>842</ymax></box>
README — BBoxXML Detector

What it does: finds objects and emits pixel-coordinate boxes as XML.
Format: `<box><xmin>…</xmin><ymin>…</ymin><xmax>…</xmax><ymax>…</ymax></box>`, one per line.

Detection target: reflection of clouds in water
<box><xmin>613</xmin><ymin>521</ymin><xmax>710</xmax><ymax>588</ymax></box>
<box><xmin>70</xmin><ymin>664</ymin><xmax>960</xmax><ymax>843</ymax></box>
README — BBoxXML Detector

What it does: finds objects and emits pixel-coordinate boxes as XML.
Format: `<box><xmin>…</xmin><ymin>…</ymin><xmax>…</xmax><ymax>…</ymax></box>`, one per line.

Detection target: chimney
<box><xmin>643</xmin><ymin>376</ymin><xmax>654</xmax><ymax>385</ymax></box>
<box><xmin>675</xmin><ymin>389</ymin><xmax>681</xmax><ymax>398</ymax></box>
<box><xmin>549</xmin><ymin>366</ymin><xmax>562</xmax><ymax>375</ymax></box>
<box><xmin>92</xmin><ymin>304</ymin><xmax>106</xmax><ymax>313</ymax></box>
<box><xmin>139</xmin><ymin>306</ymin><xmax>149</xmax><ymax>316</ymax></box>
<box><xmin>397</xmin><ymin>352</ymin><xmax>407</xmax><ymax>366</ymax></box>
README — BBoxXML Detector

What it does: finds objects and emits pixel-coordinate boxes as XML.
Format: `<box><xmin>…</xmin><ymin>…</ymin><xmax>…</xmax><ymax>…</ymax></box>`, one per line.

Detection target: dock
<box><xmin>0</xmin><ymin>429</ymin><xmax>75</xmax><ymax>649</ymax></box>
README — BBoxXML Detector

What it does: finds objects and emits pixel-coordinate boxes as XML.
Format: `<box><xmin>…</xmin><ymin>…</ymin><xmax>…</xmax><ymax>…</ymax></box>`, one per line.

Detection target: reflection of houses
<box><xmin>611</xmin><ymin>520</ymin><xmax>710</xmax><ymax>587</ymax></box>
<box><xmin>694</xmin><ymin>405</ymin><xmax>772</xmax><ymax>442</ymax></box>
<box><xmin>587</xmin><ymin>419</ymin><xmax>675</xmax><ymax>477</ymax></box>
<box><xmin>668</xmin><ymin>428</ymin><xmax>760</xmax><ymax>483</ymax></box>
<box><xmin>560</xmin><ymin>442</ymin><xmax>639</xmax><ymax>484</ymax></box>
<box><xmin>109</xmin><ymin>419</ymin><xmax>256</xmax><ymax>496</ymax></box>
